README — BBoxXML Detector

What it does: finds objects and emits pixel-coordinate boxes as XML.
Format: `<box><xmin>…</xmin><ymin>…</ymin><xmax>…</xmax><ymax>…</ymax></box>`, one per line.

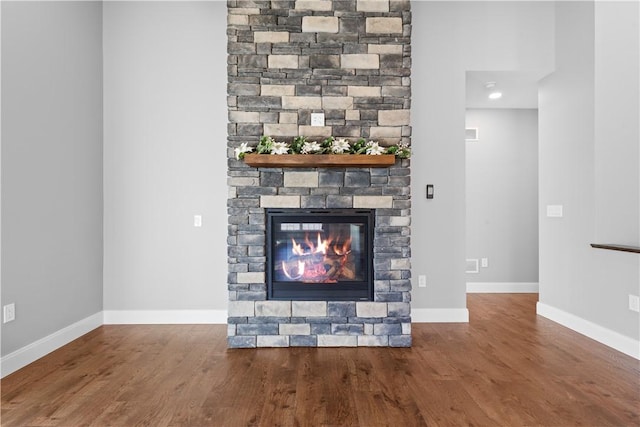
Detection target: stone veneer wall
<box><xmin>227</xmin><ymin>0</ymin><xmax>412</xmax><ymax>348</ymax></box>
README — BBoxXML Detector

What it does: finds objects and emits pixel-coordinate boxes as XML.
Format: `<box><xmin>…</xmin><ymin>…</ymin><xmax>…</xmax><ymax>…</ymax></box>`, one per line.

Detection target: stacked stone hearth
<box><xmin>227</xmin><ymin>0</ymin><xmax>412</xmax><ymax>348</ymax></box>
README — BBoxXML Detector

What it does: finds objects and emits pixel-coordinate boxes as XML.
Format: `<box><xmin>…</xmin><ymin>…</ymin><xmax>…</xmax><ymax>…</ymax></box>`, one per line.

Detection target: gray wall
<box><xmin>539</xmin><ymin>1</ymin><xmax>639</xmax><ymax>340</ymax></box>
<box><xmin>102</xmin><ymin>1</ymin><xmax>228</xmax><ymax>311</ymax></box>
<box><xmin>411</xmin><ymin>1</ymin><xmax>554</xmax><ymax>310</ymax></box>
<box><xmin>1</xmin><ymin>1</ymin><xmax>103</xmax><ymax>355</ymax></box>
<box><xmin>465</xmin><ymin>109</ymin><xmax>539</xmax><ymax>283</ymax></box>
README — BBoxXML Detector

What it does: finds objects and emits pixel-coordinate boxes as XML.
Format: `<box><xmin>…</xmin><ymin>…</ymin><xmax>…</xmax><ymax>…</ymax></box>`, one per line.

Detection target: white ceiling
<box><xmin>466</xmin><ymin>70</ymin><xmax>549</xmax><ymax>109</ymax></box>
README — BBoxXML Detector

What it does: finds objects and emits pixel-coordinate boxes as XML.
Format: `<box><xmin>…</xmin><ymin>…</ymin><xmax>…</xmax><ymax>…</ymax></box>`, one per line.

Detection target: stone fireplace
<box><xmin>227</xmin><ymin>0</ymin><xmax>412</xmax><ymax>348</ymax></box>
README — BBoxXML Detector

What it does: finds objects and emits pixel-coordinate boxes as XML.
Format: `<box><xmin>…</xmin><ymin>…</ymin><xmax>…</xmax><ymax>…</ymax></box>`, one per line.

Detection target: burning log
<box><xmin>279</xmin><ymin>231</ymin><xmax>356</xmax><ymax>283</ymax></box>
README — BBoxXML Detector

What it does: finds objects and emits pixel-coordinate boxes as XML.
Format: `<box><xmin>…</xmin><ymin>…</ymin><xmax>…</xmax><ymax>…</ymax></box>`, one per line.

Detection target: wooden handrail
<box><xmin>590</xmin><ymin>244</ymin><xmax>640</xmax><ymax>254</ymax></box>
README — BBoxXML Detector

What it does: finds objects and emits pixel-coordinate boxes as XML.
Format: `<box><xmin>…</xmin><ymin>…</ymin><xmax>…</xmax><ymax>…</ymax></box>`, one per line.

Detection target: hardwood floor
<box><xmin>2</xmin><ymin>294</ymin><xmax>638</xmax><ymax>426</ymax></box>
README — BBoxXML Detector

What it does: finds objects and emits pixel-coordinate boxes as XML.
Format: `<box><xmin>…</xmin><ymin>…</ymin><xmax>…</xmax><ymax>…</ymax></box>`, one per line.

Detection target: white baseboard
<box><xmin>412</xmin><ymin>308</ymin><xmax>469</xmax><ymax>323</ymax></box>
<box><xmin>467</xmin><ymin>282</ymin><xmax>539</xmax><ymax>293</ymax></box>
<box><xmin>1</xmin><ymin>312</ymin><xmax>103</xmax><ymax>378</ymax></box>
<box><xmin>103</xmin><ymin>309</ymin><xmax>227</xmax><ymax>324</ymax></box>
<box><xmin>537</xmin><ymin>302</ymin><xmax>640</xmax><ymax>360</ymax></box>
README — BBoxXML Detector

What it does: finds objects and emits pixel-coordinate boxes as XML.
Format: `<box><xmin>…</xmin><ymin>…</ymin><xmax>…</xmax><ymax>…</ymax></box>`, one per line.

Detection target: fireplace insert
<box><xmin>266</xmin><ymin>209</ymin><xmax>374</xmax><ymax>301</ymax></box>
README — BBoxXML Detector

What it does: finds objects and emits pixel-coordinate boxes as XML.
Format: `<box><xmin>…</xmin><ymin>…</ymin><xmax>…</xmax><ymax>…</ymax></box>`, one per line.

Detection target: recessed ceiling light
<box><xmin>485</xmin><ymin>81</ymin><xmax>502</xmax><ymax>100</ymax></box>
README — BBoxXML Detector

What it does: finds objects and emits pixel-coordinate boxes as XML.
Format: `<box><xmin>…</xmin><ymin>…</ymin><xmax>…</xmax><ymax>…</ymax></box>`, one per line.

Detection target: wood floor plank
<box><xmin>2</xmin><ymin>294</ymin><xmax>639</xmax><ymax>426</ymax></box>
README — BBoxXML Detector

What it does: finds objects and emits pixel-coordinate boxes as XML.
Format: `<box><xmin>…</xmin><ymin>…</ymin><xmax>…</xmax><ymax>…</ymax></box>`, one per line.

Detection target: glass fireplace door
<box><xmin>266</xmin><ymin>209</ymin><xmax>374</xmax><ymax>301</ymax></box>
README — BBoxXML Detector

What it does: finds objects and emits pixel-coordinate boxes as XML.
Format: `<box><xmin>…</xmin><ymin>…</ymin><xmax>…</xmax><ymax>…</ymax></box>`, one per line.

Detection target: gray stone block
<box><xmin>237</xmin><ymin>323</ymin><xmax>279</xmax><ymax>336</ymax></box>
<box><xmin>236</xmin><ymin>291</ymin><xmax>266</xmax><ymax>301</ymax></box>
<box><xmin>237</xmin><ymin>96</ymin><xmax>281</xmax><ymax>109</ymax></box>
<box><xmin>227</xmin><ymin>317</ymin><xmax>249</xmax><ymax>324</ymax></box>
<box><xmin>331</xmin><ymin>324</ymin><xmax>365</xmax><ymax>335</ymax></box>
<box><xmin>326</xmin><ymin>195</ymin><xmax>353</xmax><ymax>208</ymax></box>
<box><xmin>310</xmin><ymin>323</ymin><xmax>331</xmax><ymax>334</ymax></box>
<box><xmin>237</xmin><ymin>54</ymin><xmax>268</xmax><ymax>69</ymax></box>
<box><xmin>319</xmin><ymin>171</ymin><xmax>345</xmax><ymax>187</ymax></box>
<box><xmin>327</xmin><ymin>301</ymin><xmax>356</xmax><ymax>317</ymax></box>
<box><xmin>228</xmin><ymin>336</ymin><xmax>257</xmax><ymax>348</ymax></box>
<box><xmin>322</xmin><ymin>86</ymin><xmax>348</xmax><ymax>96</ymax></box>
<box><xmin>249</xmin><ymin>14</ymin><xmax>277</xmax><ymax>26</ymax></box>
<box><xmin>296</xmin><ymin>85</ymin><xmax>322</xmax><ymax>96</ymax></box>
<box><xmin>247</xmin><ymin>316</ymin><xmax>291</xmax><ymax>324</ymax></box>
<box><xmin>260</xmin><ymin>172</ymin><xmax>284</xmax><ymax>187</ymax></box>
<box><xmin>310</xmin><ymin>54</ymin><xmax>340</xmax><ymax>69</ymax></box>
<box><xmin>374</xmin><ymin>292</ymin><xmax>403</xmax><ymax>302</ymax></box>
<box><xmin>236</xmin><ymin>124</ymin><xmax>264</xmax><ymax>136</ymax></box>
<box><xmin>345</xmin><ymin>171</ymin><xmax>371</xmax><ymax>187</ymax></box>
<box><xmin>228</xmin><ymin>83</ymin><xmax>261</xmax><ymax>96</ymax></box>
<box><xmin>389</xmin><ymin>335</ymin><xmax>412</xmax><ymax>347</ymax></box>
<box><xmin>290</xmin><ymin>335</ymin><xmax>318</xmax><ymax>347</ymax></box>
<box><xmin>301</xmin><ymin>195</ymin><xmax>327</xmax><ymax>208</ymax></box>
<box><xmin>374</xmin><ymin>323</ymin><xmax>402</xmax><ymax>335</ymax></box>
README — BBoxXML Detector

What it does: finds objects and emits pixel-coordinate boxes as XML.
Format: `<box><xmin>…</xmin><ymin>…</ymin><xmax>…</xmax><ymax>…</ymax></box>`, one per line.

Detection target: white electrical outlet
<box><xmin>418</xmin><ymin>275</ymin><xmax>427</xmax><ymax>288</ymax></box>
<box><xmin>3</xmin><ymin>303</ymin><xmax>15</xmax><ymax>323</ymax></box>
<box><xmin>481</xmin><ymin>258</ymin><xmax>489</xmax><ymax>268</ymax></box>
<box><xmin>311</xmin><ymin>113</ymin><xmax>325</xmax><ymax>127</ymax></box>
<box><xmin>629</xmin><ymin>295</ymin><xmax>640</xmax><ymax>313</ymax></box>
<box><xmin>194</xmin><ymin>215</ymin><xmax>202</xmax><ymax>227</ymax></box>
<box><xmin>546</xmin><ymin>205</ymin><xmax>564</xmax><ymax>217</ymax></box>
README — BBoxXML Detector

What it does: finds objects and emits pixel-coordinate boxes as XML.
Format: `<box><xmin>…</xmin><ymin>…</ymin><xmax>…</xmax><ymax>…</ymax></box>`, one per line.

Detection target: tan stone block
<box><xmin>341</xmin><ymin>54</ymin><xmax>380</xmax><ymax>69</ymax></box>
<box><xmin>322</xmin><ymin>96</ymin><xmax>354</xmax><ymax>109</ymax></box>
<box><xmin>260</xmin><ymin>195</ymin><xmax>300</xmax><ymax>208</ymax></box>
<box><xmin>280</xmin><ymin>323</ymin><xmax>311</xmax><ymax>335</ymax></box>
<box><xmin>228</xmin><ymin>301</ymin><xmax>255</xmax><ymax>317</ymax></box>
<box><xmin>228</xmin><ymin>14</ymin><xmax>249</xmax><ymax>26</ymax></box>
<box><xmin>268</xmin><ymin>55</ymin><xmax>299</xmax><ymax>69</ymax></box>
<box><xmin>390</xmin><ymin>258</ymin><xmax>411</xmax><ymax>269</ymax></box>
<box><xmin>228</xmin><ymin>177</ymin><xmax>259</xmax><ymax>187</ymax></box>
<box><xmin>366</xmin><ymin>17</ymin><xmax>403</xmax><ymax>34</ymax></box>
<box><xmin>358</xmin><ymin>335</ymin><xmax>389</xmax><ymax>347</ymax></box>
<box><xmin>279</xmin><ymin>112</ymin><xmax>298</xmax><ymax>124</ymax></box>
<box><xmin>357</xmin><ymin>0</ymin><xmax>389</xmax><ymax>12</ymax></box>
<box><xmin>318</xmin><ymin>335</ymin><xmax>357</xmax><ymax>347</ymax></box>
<box><xmin>348</xmin><ymin>86</ymin><xmax>381</xmax><ymax>97</ymax></box>
<box><xmin>402</xmin><ymin>323</ymin><xmax>411</xmax><ymax>335</ymax></box>
<box><xmin>254</xmin><ymin>31</ymin><xmax>289</xmax><ymax>43</ymax></box>
<box><xmin>237</xmin><ymin>272</ymin><xmax>265</xmax><ymax>284</ymax></box>
<box><xmin>261</xmin><ymin>84</ymin><xmax>295</xmax><ymax>96</ymax></box>
<box><xmin>264</xmin><ymin>123</ymin><xmax>298</xmax><ymax>136</ymax></box>
<box><xmin>255</xmin><ymin>301</ymin><xmax>291</xmax><ymax>317</ymax></box>
<box><xmin>369</xmin><ymin>126</ymin><xmax>402</xmax><ymax>138</ymax></box>
<box><xmin>368</xmin><ymin>44</ymin><xmax>403</xmax><ymax>54</ymax></box>
<box><xmin>282</xmin><ymin>96</ymin><xmax>322</xmax><ymax>109</ymax></box>
<box><xmin>389</xmin><ymin>216</ymin><xmax>411</xmax><ymax>227</ymax></box>
<box><xmin>295</xmin><ymin>0</ymin><xmax>333</xmax><ymax>11</ymax></box>
<box><xmin>257</xmin><ymin>336</ymin><xmax>289</xmax><ymax>347</ymax></box>
<box><xmin>378</xmin><ymin>109</ymin><xmax>410</xmax><ymax>126</ymax></box>
<box><xmin>292</xmin><ymin>301</ymin><xmax>327</xmax><ymax>317</ymax></box>
<box><xmin>284</xmin><ymin>171</ymin><xmax>319</xmax><ymax>187</ymax></box>
<box><xmin>298</xmin><ymin>126</ymin><xmax>333</xmax><ymax>137</ymax></box>
<box><xmin>260</xmin><ymin>112</ymin><xmax>278</xmax><ymax>124</ymax></box>
<box><xmin>345</xmin><ymin>110</ymin><xmax>360</xmax><ymax>121</ymax></box>
<box><xmin>229</xmin><ymin>7</ymin><xmax>260</xmax><ymax>15</ymax></box>
<box><xmin>353</xmin><ymin>196</ymin><xmax>393</xmax><ymax>208</ymax></box>
<box><xmin>356</xmin><ymin>302</ymin><xmax>388</xmax><ymax>317</ymax></box>
<box><xmin>229</xmin><ymin>111</ymin><xmax>260</xmax><ymax>123</ymax></box>
<box><xmin>302</xmin><ymin>16</ymin><xmax>339</xmax><ymax>33</ymax></box>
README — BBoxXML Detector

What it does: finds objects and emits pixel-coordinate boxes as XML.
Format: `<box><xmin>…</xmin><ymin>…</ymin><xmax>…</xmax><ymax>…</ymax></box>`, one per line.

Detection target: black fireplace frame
<box><xmin>265</xmin><ymin>208</ymin><xmax>375</xmax><ymax>301</ymax></box>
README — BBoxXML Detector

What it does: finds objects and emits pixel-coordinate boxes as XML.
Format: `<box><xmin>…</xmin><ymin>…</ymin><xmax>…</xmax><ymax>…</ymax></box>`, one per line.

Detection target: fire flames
<box><xmin>280</xmin><ymin>232</ymin><xmax>355</xmax><ymax>282</ymax></box>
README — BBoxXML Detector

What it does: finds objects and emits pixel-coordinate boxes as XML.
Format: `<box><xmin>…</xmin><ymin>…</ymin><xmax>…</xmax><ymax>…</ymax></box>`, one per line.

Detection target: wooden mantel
<box><xmin>242</xmin><ymin>153</ymin><xmax>397</xmax><ymax>168</ymax></box>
